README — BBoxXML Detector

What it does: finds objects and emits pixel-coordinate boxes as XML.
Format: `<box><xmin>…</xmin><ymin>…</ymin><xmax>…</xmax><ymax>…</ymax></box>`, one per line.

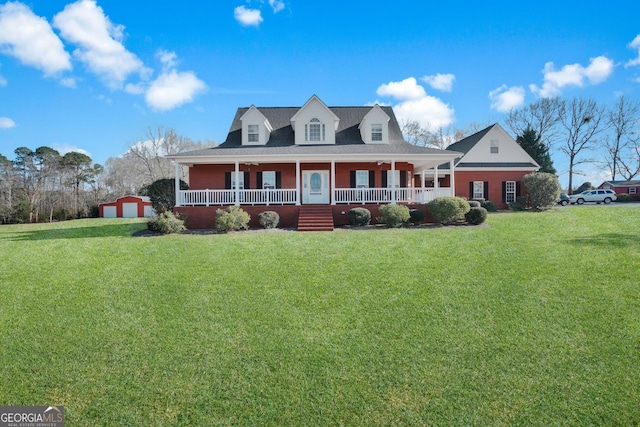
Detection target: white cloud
<box><xmin>421</xmin><ymin>73</ymin><xmax>455</xmax><ymax>92</ymax></box>
<box><xmin>145</xmin><ymin>70</ymin><xmax>207</xmax><ymax>111</ymax></box>
<box><xmin>234</xmin><ymin>6</ymin><xmax>263</xmax><ymax>27</ymax></box>
<box><xmin>0</xmin><ymin>2</ymin><xmax>71</xmax><ymax>76</ymax></box>
<box><xmin>52</xmin><ymin>143</ymin><xmax>91</xmax><ymax>157</ymax></box>
<box><xmin>53</xmin><ymin>0</ymin><xmax>147</xmax><ymax>88</ymax></box>
<box><xmin>59</xmin><ymin>77</ymin><xmax>76</xmax><ymax>88</ymax></box>
<box><xmin>489</xmin><ymin>85</ymin><xmax>526</xmax><ymax>112</ymax></box>
<box><xmin>156</xmin><ymin>49</ymin><xmax>178</xmax><ymax>70</ymax></box>
<box><xmin>0</xmin><ymin>75</ymin><xmax>6</xmax><ymax>86</ymax></box>
<box><xmin>0</xmin><ymin>117</ymin><xmax>16</xmax><ymax>129</ymax></box>
<box><xmin>530</xmin><ymin>55</ymin><xmax>614</xmax><ymax>97</ymax></box>
<box><xmin>626</xmin><ymin>34</ymin><xmax>640</xmax><ymax>67</ymax></box>
<box><xmin>269</xmin><ymin>0</ymin><xmax>285</xmax><ymax>13</ymax></box>
<box><xmin>376</xmin><ymin>77</ymin><xmax>426</xmax><ymax>100</ymax></box>
<box><xmin>376</xmin><ymin>77</ymin><xmax>455</xmax><ymax>129</ymax></box>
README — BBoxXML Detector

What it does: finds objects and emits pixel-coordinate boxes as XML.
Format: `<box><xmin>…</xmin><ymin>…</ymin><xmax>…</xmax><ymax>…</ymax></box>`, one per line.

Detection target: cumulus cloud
<box><xmin>52</xmin><ymin>143</ymin><xmax>91</xmax><ymax>157</ymax></box>
<box><xmin>421</xmin><ymin>73</ymin><xmax>455</xmax><ymax>92</ymax></box>
<box><xmin>0</xmin><ymin>117</ymin><xmax>16</xmax><ymax>129</ymax></box>
<box><xmin>156</xmin><ymin>49</ymin><xmax>178</xmax><ymax>70</ymax></box>
<box><xmin>269</xmin><ymin>0</ymin><xmax>285</xmax><ymax>13</ymax></box>
<box><xmin>625</xmin><ymin>34</ymin><xmax>640</xmax><ymax>67</ymax></box>
<box><xmin>53</xmin><ymin>0</ymin><xmax>148</xmax><ymax>88</ymax></box>
<box><xmin>234</xmin><ymin>6</ymin><xmax>263</xmax><ymax>27</ymax></box>
<box><xmin>530</xmin><ymin>55</ymin><xmax>614</xmax><ymax>98</ymax></box>
<box><xmin>376</xmin><ymin>77</ymin><xmax>455</xmax><ymax>129</ymax></box>
<box><xmin>489</xmin><ymin>85</ymin><xmax>526</xmax><ymax>112</ymax></box>
<box><xmin>145</xmin><ymin>69</ymin><xmax>207</xmax><ymax>111</ymax></box>
<box><xmin>0</xmin><ymin>2</ymin><xmax>71</xmax><ymax>76</ymax></box>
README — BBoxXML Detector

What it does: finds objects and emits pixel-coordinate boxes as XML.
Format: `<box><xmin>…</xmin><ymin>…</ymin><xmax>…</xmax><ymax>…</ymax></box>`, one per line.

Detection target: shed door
<box><xmin>122</xmin><ymin>202</ymin><xmax>139</xmax><ymax>218</ymax></box>
<box><xmin>103</xmin><ymin>206</ymin><xmax>117</xmax><ymax>218</ymax></box>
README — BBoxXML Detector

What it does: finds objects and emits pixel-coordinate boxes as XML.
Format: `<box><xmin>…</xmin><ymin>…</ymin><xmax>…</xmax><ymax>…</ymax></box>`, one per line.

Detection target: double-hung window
<box><xmin>305</xmin><ymin>118</ymin><xmax>325</xmax><ymax>142</ymax></box>
<box><xmin>473</xmin><ymin>181</ymin><xmax>484</xmax><ymax>199</ymax></box>
<box><xmin>231</xmin><ymin>171</ymin><xmax>244</xmax><ymax>190</ymax></box>
<box><xmin>247</xmin><ymin>125</ymin><xmax>259</xmax><ymax>142</ymax></box>
<box><xmin>262</xmin><ymin>171</ymin><xmax>276</xmax><ymax>189</ymax></box>
<box><xmin>387</xmin><ymin>170</ymin><xmax>400</xmax><ymax>188</ymax></box>
<box><xmin>356</xmin><ymin>170</ymin><xmax>369</xmax><ymax>188</ymax></box>
<box><xmin>490</xmin><ymin>140</ymin><xmax>499</xmax><ymax>154</ymax></box>
<box><xmin>505</xmin><ymin>181</ymin><xmax>516</xmax><ymax>203</ymax></box>
<box><xmin>629</xmin><ymin>187</ymin><xmax>637</xmax><ymax>195</ymax></box>
<box><xmin>371</xmin><ymin>124</ymin><xmax>383</xmax><ymax>141</ymax></box>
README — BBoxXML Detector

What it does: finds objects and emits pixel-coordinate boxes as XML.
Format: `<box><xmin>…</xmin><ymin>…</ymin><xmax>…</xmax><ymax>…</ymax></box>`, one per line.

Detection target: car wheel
<box><xmin>577</xmin><ymin>198</ymin><xmax>585</xmax><ymax>205</ymax></box>
<box><xmin>604</xmin><ymin>197</ymin><xmax>612</xmax><ymax>204</ymax></box>
<box><xmin>561</xmin><ymin>200</ymin><xmax>568</xmax><ymax>206</ymax></box>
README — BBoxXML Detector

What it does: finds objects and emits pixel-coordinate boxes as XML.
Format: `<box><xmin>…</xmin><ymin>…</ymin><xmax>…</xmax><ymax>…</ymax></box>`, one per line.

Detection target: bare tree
<box><xmin>505</xmin><ymin>97</ymin><xmax>566</xmax><ymax>150</ymax></box>
<box><xmin>401</xmin><ymin>120</ymin><xmax>489</xmax><ymax>149</ymax></box>
<box><xmin>603</xmin><ymin>95</ymin><xmax>640</xmax><ymax>181</ymax></box>
<box><xmin>559</xmin><ymin>98</ymin><xmax>605</xmax><ymax>193</ymax></box>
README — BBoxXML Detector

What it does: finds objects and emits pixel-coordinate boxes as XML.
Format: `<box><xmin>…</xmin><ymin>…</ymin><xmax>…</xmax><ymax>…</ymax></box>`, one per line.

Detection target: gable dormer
<box><xmin>359</xmin><ymin>104</ymin><xmax>391</xmax><ymax>144</ymax></box>
<box><xmin>240</xmin><ymin>105</ymin><xmax>273</xmax><ymax>146</ymax></box>
<box><xmin>290</xmin><ymin>95</ymin><xmax>340</xmax><ymax>145</ymax></box>
<box><xmin>462</xmin><ymin>124</ymin><xmax>540</xmax><ymax>167</ymax></box>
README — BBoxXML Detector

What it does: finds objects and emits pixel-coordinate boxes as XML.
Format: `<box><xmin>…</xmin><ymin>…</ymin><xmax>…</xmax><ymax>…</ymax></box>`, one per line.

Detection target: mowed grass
<box><xmin>0</xmin><ymin>208</ymin><xmax>639</xmax><ymax>426</ymax></box>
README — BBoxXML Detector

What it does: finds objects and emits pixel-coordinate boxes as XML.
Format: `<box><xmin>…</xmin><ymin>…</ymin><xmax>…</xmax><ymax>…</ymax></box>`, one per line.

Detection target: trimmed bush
<box><xmin>428</xmin><ymin>197</ymin><xmax>471</xmax><ymax>224</ymax></box>
<box><xmin>409</xmin><ymin>209</ymin><xmax>425</xmax><ymax>225</ymax></box>
<box><xmin>509</xmin><ymin>196</ymin><xmax>529</xmax><ymax>211</ymax></box>
<box><xmin>258</xmin><ymin>211</ymin><xmax>280</xmax><ymax>229</ymax></box>
<box><xmin>215</xmin><ymin>206</ymin><xmax>250</xmax><ymax>233</ymax></box>
<box><xmin>378</xmin><ymin>204</ymin><xmax>410</xmax><ymax>228</ymax></box>
<box><xmin>142</xmin><ymin>178</ymin><xmax>189</xmax><ymax>214</ymax></box>
<box><xmin>465</xmin><ymin>207</ymin><xmax>488</xmax><ymax>225</ymax></box>
<box><xmin>482</xmin><ymin>200</ymin><xmax>498</xmax><ymax>212</ymax></box>
<box><xmin>147</xmin><ymin>211</ymin><xmax>186</xmax><ymax>234</ymax></box>
<box><xmin>523</xmin><ymin>172</ymin><xmax>561</xmax><ymax>210</ymax></box>
<box><xmin>468</xmin><ymin>200</ymin><xmax>481</xmax><ymax>208</ymax></box>
<box><xmin>348</xmin><ymin>207</ymin><xmax>371</xmax><ymax>226</ymax></box>
<box><xmin>616</xmin><ymin>193</ymin><xmax>633</xmax><ymax>203</ymax></box>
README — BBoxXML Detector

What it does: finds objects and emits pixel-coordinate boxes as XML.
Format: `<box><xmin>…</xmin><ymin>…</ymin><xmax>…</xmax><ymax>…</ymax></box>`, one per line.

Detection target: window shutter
<box><xmin>350</xmin><ymin>171</ymin><xmax>356</xmax><ymax>188</ymax></box>
<box><xmin>469</xmin><ymin>182</ymin><xmax>474</xmax><ymax>198</ymax></box>
<box><xmin>502</xmin><ymin>181</ymin><xmax>506</xmax><ymax>203</ymax></box>
<box><xmin>369</xmin><ymin>170</ymin><xmax>375</xmax><ymax>188</ymax></box>
<box><xmin>400</xmin><ymin>171</ymin><xmax>407</xmax><ymax>187</ymax></box>
<box><xmin>225</xmin><ymin>172</ymin><xmax>231</xmax><ymax>190</ymax></box>
<box><xmin>516</xmin><ymin>182</ymin><xmax>521</xmax><ymax>197</ymax></box>
<box><xmin>256</xmin><ymin>172</ymin><xmax>263</xmax><ymax>189</ymax></box>
<box><xmin>484</xmin><ymin>182</ymin><xmax>489</xmax><ymax>200</ymax></box>
<box><xmin>276</xmin><ymin>172</ymin><xmax>282</xmax><ymax>189</ymax></box>
<box><xmin>244</xmin><ymin>171</ymin><xmax>251</xmax><ymax>189</ymax></box>
<box><xmin>381</xmin><ymin>172</ymin><xmax>388</xmax><ymax>188</ymax></box>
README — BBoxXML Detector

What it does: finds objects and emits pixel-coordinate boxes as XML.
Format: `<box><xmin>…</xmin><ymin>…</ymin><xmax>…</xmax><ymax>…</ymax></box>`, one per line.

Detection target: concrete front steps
<box><xmin>297</xmin><ymin>205</ymin><xmax>334</xmax><ymax>231</ymax></box>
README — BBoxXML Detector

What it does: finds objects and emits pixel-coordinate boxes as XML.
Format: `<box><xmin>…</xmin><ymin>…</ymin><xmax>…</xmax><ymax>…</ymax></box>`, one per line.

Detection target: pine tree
<box><xmin>516</xmin><ymin>127</ymin><xmax>556</xmax><ymax>174</ymax></box>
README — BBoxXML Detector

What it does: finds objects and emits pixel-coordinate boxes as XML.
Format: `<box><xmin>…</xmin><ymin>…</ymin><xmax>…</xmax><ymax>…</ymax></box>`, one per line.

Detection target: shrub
<box><xmin>523</xmin><ymin>172</ymin><xmax>561</xmax><ymax>210</ymax></box>
<box><xmin>147</xmin><ymin>211</ymin><xmax>186</xmax><ymax>234</ymax></box>
<box><xmin>142</xmin><ymin>178</ymin><xmax>188</xmax><ymax>214</ymax></box>
<box><xmin>616</xmin><ymin>193</ymin><xmax>633</xmax><ymax>203</ymax></box>
<box><xmin>482</xmin><ymin>200</ymin><xmax>498</xmax><ymax>212</ymax></box>
<box><xmin>409</xmin><ymin>209</ymin><xmax>425</xmax><ymax>225</ymax></box>
<box><xmin>428</xmin><ymin>197</ymin><xmax>470</xmax><ymax>224</ymax></box>
<box><xmin>465</xmin><ymin>207</ymin><xmax>488</xmax><ymax>225</ymax></box>
<box><xmin>378</xmin><ymin>204</ymin><xmax>410</xmax><ymax>228</ymax></box>
<box><xmin>509</xmin><ymin>196</ymin><xmax>529</xmax><ymax>211</ymax></box>
<box><xmin>258</xmin><ymin>211</ymin><xmax>280</xmax><ymax>229</ymax></box>
<box><xmin>52</xmin><ymin>207</ymin><xmax>75</xmax><ymax>221</ymax></box>
<box><xmin>468</xmin><ymin>200</ymin><xmax>481</xmax><ymax>208</ymax></box>
<box><xmin>348</xmin><ymin>207</ymin><xmax>371</xmax><ymax>226</ymax></box>
<box><xmin>216</xmin><ymin>206</ymin><xmax>250</xmax><ymax>233</ymax></box>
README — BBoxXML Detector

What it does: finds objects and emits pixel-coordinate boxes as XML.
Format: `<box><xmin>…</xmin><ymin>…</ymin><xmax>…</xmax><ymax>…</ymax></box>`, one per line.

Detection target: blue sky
<box><xmin>1</xmin><ymin>0</ymin><xmax>640</xmax><ymax>186</ymax></box>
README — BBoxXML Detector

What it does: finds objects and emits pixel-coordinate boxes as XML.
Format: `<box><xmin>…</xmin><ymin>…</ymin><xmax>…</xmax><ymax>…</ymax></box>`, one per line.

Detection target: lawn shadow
<box><xmin>568</xmin><ymin>232</ymin><xmax>640</xmax><ymax>248</ymax></box>
<box><xmin>0</xmin><ymin>222</ymin><xmax>147</xmax><ymax>241</ymax></box>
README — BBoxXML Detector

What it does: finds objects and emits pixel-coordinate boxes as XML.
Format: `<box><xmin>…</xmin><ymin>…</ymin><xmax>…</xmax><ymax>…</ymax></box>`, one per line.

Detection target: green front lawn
<box><xmin>1</xmin><ymin>208</ymin><xmax>639</xmax><ymax>425</ymax></box>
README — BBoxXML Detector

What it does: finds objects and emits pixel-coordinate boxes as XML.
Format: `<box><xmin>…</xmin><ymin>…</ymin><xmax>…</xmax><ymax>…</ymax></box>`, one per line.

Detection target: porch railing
<box><xmin>177</xmin><ymin>187</ymin><xmax>453</xmax><ymax>206</ymax></box>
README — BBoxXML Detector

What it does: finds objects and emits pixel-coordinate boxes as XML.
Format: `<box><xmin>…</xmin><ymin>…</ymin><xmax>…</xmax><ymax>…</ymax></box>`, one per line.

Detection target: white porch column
<box><xmin>174</xmin><ymin>161</ymin><xmax>181</xmax><ymax>207</ymax></box>
<box><xmin>449</xmin><ymin>159</ymin><xmax>455</xmax><ymax>197</ymax></box>
<box><xmin>295</xmin><ymin>160</ymin><xmax>301</xmax><ymax>205</ymax></box>
<box><xmin>331</xmin><ymin>160</ymin><xmax>336</xmax><ymax>205</ymax></box>
<box><xmin>234</xmin><ymin>161</ymin><xmax>240</xmax><ymax>206</ymax></box>
<box><xmin>434</xmin><ymin>164</ymin><xmax>439</xmax><ymax>189</ymax></box>
<box><xmin>421</xmin><ymin>171</ymin><xmax>425</xmax><ymax>189</ymax></box>
<box><xmin>391</xmin><ymin>160</ymin><xmax>396</xmax><ymax>204</ymax></box>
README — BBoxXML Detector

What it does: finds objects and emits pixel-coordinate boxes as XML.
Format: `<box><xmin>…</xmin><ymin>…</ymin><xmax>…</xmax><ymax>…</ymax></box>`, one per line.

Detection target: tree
<box><xmin>505</xmin><ymin>97</ymin><xmax>565</xmax><ymax>150</ymax></box>
<box><xmin>142</xmin><ymin>178</ymin><xmax>188</xmax><ymax>213</ymax></box>
<box><xmin>0</xmin><ymin>154</ymin><xmax>15</xmax><ymax>223</ymax></box>
<box><xmin>516</xmin><ymin>127</ymin><xmax>556</xmax><ymax>174</ymax></box>
<box><xmin>559</xmin><ymin>98</ymin><xmax>604</xmax><ymax>194</ymax></box>
<box><xmin>522</xmin><ymin>172</ymin><xmax>561</xmax><ymax>210</ymax></box>
<box><xmin>605</xmin><ymin>95</ymin><xmax>640</xmax><ymax>181</ymax></box>
<box><xmin>574</xmin><ymin>182</ymin><xmax>594</xmax><ymax>194</ymax></box>
<box><xmin>62</xmin><ymin>152</ymin><xmax>97</xmax><ymax>216</ymax></box>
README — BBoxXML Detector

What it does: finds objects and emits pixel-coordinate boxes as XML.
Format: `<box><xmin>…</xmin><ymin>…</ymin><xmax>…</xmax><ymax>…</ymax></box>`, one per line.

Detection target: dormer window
<box><xmin>372</xmin><ymin>124</ymin><xmax>383</xmax><ymax>141</ymax></box>
<box><xmin>490</xmin><ymin>140</ymin><xmax>499</xmax><ymax>154</ymax></box>
<box><xmin>248</xmin><ymin>125</ymin><xmax>259</xmax><ymax>143</ymax></box>
<box><xmin>305</xmin><ymin>118</ymin><xmax>325</xmax><ymax>142</ymax></box>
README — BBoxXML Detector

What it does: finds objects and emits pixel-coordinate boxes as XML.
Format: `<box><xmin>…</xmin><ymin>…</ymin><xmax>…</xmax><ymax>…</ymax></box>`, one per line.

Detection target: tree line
<box><xmin>403</xmin><ymin>95</ymin><xmax>640</xmax><ymax>193</ymax></box>
<box><xmin>0</xmin><ymin>127</ymin><xmax>212</xmax><ymax>224</ymax></box>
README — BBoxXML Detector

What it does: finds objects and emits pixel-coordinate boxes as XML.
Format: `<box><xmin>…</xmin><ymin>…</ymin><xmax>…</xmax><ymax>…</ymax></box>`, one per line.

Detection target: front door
<box><xmin>302</xmin><ymin>170</ymin><xmax>330</xmax><ymax>204</ymax></box>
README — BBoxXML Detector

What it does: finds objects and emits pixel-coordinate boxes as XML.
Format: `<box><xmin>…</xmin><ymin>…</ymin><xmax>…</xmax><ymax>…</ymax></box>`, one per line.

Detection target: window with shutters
<box><xmin>473</xmin><ymin>181</ymin><xmax>484</xmax><ymax>199</ymax></box>
<box><xmin>262</xmin><ymin>171</ymin><xmax>276</xmax><ymax>189</ymax></box>
<box><xmin>505</xmin><ymin>181</ymin><xmax>516</xmax><ymax>203</ymax></box>
<box><xmin>356</xmin><ymin>170</ymin><xmax>369</xmax><ymax>188</ymax></box>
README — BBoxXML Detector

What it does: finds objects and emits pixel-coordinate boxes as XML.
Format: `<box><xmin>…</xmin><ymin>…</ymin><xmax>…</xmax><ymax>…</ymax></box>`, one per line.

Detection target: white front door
<box><xmin>302</xmin><ymin>170</ymin><xmax>330</xmax><ymax>204</ymax></box>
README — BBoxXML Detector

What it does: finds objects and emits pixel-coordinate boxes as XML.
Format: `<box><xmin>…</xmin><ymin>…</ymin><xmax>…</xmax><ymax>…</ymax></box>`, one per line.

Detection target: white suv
<box><xmin>569</xmin><ymin>189</ymin><xmax>617</xmax><ymax>204</ymax></box>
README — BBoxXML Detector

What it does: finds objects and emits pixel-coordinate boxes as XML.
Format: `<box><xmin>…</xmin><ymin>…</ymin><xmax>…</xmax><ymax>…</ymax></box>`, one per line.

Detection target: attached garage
<box><xmin>99</xmin><ymin>196</ymin><xmax>156</xmax><ymax>218</ymax></box>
